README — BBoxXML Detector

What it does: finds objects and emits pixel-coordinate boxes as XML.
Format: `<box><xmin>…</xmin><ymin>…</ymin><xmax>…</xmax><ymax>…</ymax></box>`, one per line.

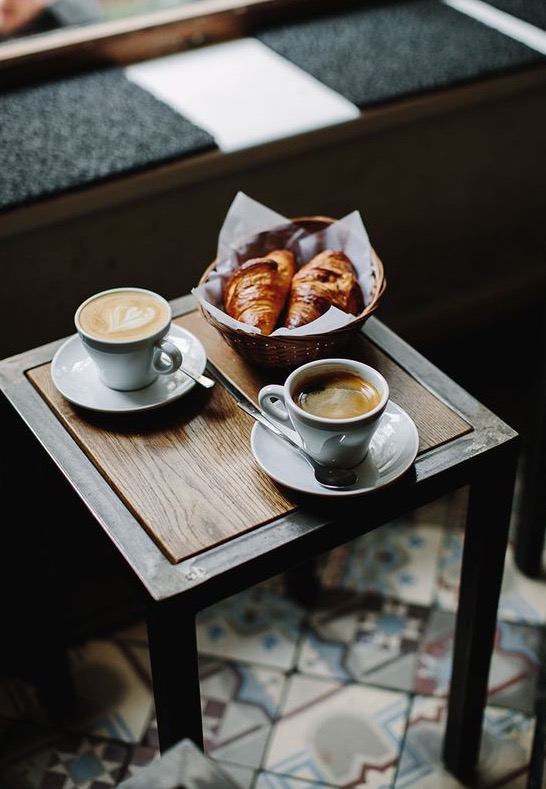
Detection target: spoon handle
<box><xmin>204</xmin><ymin>361</ymin><xmax>356</xmax><ymax>489</ymax></box>
<box><xmin>204</xmin><ymin>361</ymin><xmax>304</xmax><ymax>451</ymax></box>
<box><xmin>235</xmin><ymin>401</ymin><xmax>357</xmax><ymax>489</ymax></box>
<box><xmin>180</xmin><ymin>365</ymin><xmax>216</xmax><ymax>388</ymax></box>
<box><xmin>236</xmin><ymin>400</ymin><xmax>304</xmax><ymax>456</ymax></box>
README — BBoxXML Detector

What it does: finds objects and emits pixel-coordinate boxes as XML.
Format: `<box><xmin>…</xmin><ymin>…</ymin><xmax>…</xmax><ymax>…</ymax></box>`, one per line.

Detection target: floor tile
<box><xmin>435</xmin><ymin>510</ymin><xmax>546</xmax><ymax>626</ymax></box>
<box><xmin>197</xmin><ymin>586</ymin><xmax>306</xmax><ymax>670</ymax></box>
<box><xmin>489</xmin><ymin>620</ymin><xmax>541</xmax><ymax>713</ymax></box>
<box><xmin>220</xmin><ymin>760</ymin><xmax>257</xmax><ymax>788</ymax></box>
<box><xmin>321</xmin><ymin>520</ymin><xmax>445</xmax><ymax>606</ymax></box>
<box><xmin>39</xmin><ymin>734</ymin><xmax>128</xmax><ymax>788</ymax></box>
<box><xmin>120</xmin><ymin>742</ymin><xmax>158</xmax><ymax>784</ymax></box>
<box><xmin>435</xmin><ymin>522</ymin><xmax>463</xmax><ymax>612</ymax></box>
<box><xmin>200</xmin><ymin>658</ymin><xmax>286</xmax><ymax>770</ymax></box>
<box><xmin>1</xmin><ymin>486</ymin><xmax>542</xmax><ymax>788</ymax></box>
<box><xmin>298</xmin><ymin>593</ymin><xmax>429</xmax><ymax>691</ymax></box>
<box><xmin>255</xmin><ymin>772</ymin><xmax>336</xmax><ymax>787</ymax></box>
<box><xmin>263</xmin><ymin>674</ymin><xmax>409</xmax><ymax>787</ymax></box>
<box><xmin>396</xmin><ymin>695</ymin><xmax>533</xmax><ymax>788</ymax></box>
<box><xmin>498</xmin><ymin>548</ymin><xmax>546</xmax><ymax>625</ymax></box>
<box><xmin>416</xmin><ymin>610</ymin><xmax>540</xmax><ymax>713</ymax></box>
<box><xmin>69</xmin><ymin>639</ymin><xmax>154</xmax><ymax>743</ymax></box>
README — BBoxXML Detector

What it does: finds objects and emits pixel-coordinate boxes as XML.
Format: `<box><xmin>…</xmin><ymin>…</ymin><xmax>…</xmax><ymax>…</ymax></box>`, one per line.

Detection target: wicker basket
<box><xmin>197</xmin><ymin>216</ymin><xmax>386</xmax><ymax>369</ymax></box>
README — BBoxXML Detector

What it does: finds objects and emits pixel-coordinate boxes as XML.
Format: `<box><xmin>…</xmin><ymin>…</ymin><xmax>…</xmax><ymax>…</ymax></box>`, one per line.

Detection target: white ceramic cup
<box><xmin>258</xmin><ymin>358</ymin><xmax>389</xmax><ymax>468</ymax></box>
<box><xmin>75</xmin><ymin>287</ymin><xmax>183</xmax><ymax>391</ymax></box>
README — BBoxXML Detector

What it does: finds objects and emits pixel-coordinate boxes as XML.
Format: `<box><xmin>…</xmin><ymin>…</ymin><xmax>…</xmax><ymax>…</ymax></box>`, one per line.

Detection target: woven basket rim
<box><xmin>197</xmin><ymin>215</ymin><xmax>386</xmax><ymax>359</ymax></box>
<box><xmin>198</xmin><ymin>247</ymin><xmax>385</xmax><ymax>342</ymax></box>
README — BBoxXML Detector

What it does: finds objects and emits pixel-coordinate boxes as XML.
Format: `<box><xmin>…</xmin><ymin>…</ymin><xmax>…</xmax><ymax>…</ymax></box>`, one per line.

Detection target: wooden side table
<box><xmin>0</xmin><ymin>295</ymin><xmax>519</xmax><ymax>785</ymax></box>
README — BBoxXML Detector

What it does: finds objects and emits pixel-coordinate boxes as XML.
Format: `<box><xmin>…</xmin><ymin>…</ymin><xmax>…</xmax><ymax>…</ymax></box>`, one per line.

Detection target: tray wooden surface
<box><xmin>26</xmin><ymin>310</ymin><xmax>471</xmax><ymax>564</ymax></box>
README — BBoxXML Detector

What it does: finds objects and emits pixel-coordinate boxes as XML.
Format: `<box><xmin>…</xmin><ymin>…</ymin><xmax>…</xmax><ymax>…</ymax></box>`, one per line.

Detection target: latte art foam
<box><xmin>78</xmin><ymin>290</ymin><xmax>170</xmax><ymax>342</ymax></box>
<box><xmin>107</xmin><ymin>305</ymin><xmax>156</xmax><ymax>334</ymax></box>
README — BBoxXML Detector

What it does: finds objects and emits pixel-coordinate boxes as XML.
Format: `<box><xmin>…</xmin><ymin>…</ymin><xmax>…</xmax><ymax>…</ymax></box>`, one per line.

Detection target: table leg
<box><xmin>514</xmin><ymin>302</ymin><xmax>546</xmax><ymax>578</ymax></box>
<box><xmin>0</xmin><ymin>395</ymin><xmax>76</xmax><ymax>723</ymax></box>
<box><xmin>443</xmin><ymin>452</ymin><xmax>517</xmax><ymax>783</ymax></box>
<box><xmin>146</xmin><ymin>599</ymin><xmax>203</xmax><ymax>753</ymax></box>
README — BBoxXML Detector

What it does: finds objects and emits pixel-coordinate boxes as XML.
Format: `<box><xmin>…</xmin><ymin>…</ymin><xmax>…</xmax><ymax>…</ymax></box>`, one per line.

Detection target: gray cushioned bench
<box><xmin>0</xmin><ymin>0</ymin><xmax>545</xmax><ymax>362</ymax></box>
<box><xmin>1</xmin><ymin>0</ymin><xmax>544</xmax><ymax>212</ymax></box>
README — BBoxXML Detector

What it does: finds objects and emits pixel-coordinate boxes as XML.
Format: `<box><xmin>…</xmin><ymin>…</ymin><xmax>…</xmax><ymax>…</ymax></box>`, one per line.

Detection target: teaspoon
<box><xmin>236</xmin><ymin>401</ymin><xmax>358</xmax><ymax>490</ymax></box>
<box><xmin>180</xmin><ymin>364</ymin><xmax>215</xmax><ymax>389</ymax></box>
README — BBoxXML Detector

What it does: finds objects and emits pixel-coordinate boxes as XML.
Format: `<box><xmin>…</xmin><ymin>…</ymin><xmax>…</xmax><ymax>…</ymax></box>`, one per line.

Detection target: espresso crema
<box><xmin>295</xmin><ymin>370</ymin><xmax>381</xmax><ymax>419</ymax></box>
<box><xmin>78</xmin><ymin>290</ymin><xmax>170</xmax><ymax>342</ymax></box>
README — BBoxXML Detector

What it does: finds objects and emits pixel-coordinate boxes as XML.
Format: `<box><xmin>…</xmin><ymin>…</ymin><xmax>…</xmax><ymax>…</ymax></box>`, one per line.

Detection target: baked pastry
<box><xmin>223</xmin><ymin>249</ymin><xmax>296</xmax><ymax>335</ymax></box>
<box><xmin>267</xmin><ymin>248</ymin><xmax>297</xmax><ymax>294</ymax></box>
<box><xmin>284</xmin><ymin>249</ymin><xmax>364</xmax><ymax>329</ymax></box>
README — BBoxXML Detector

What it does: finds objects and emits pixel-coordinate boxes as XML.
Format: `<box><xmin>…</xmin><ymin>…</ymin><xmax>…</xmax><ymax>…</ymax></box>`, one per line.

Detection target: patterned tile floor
<box><xmin>1</xmin><ymin>479</ymin><xmax>545</xmax><ymax>788</ymax></box>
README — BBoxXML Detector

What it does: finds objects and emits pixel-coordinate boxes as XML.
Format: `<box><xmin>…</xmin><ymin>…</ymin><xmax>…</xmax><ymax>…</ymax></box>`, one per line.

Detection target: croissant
<box><xmin>223</xmin><ymin>249</ymin><xmax>296</xmax><ymax>335</ymax></box>
<box><xmin>284</xmin><ymin>249</ymin><xmax>364</xmax><ymax>329</ymax></box>
<box><xmin>267</xmin><ymin>248</ymin><xmax>297</xmax><ymax>293</ymax></box>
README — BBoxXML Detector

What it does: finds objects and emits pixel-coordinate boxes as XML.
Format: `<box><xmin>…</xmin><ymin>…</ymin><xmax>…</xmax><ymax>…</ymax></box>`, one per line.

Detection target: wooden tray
<box><xmin>27</xmin><ymin>310</ymin><xmax>471</xmax><ymax>564</ymax></box>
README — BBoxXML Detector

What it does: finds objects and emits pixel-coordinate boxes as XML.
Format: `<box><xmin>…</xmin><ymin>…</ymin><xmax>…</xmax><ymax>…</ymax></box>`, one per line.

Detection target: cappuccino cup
<box><xmin>258</xmin><ymin>358</ymin><xmax>389</xmax><ymax>468</ymax></box>
<box><xmin>75</xmin><ymin>287</ymin><xmax>183</xmax><ymax>391</ymax></box>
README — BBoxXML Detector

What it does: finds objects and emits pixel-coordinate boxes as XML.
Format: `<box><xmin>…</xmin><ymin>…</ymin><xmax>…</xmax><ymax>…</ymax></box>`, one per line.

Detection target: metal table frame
<box><xmin>0</xmin><ymin>294</ymin><xmax>519</xmax><ymax>785</ymax></box>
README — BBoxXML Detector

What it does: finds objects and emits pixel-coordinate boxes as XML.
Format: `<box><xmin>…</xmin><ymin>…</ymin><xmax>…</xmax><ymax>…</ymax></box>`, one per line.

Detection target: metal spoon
<box><xmin>203</xmin><ymin>360</ymin><xmax>356</xmax><ymax>489</ymax></box>
<box><xmin>236</xmin><ymin>401</ymin><xmax>358</xmax><ymax>490</ymax></box>
<box><xmin>180</xmin><ymin>364</ymin><xmax>216</xmax><ymax>389</ymax></box>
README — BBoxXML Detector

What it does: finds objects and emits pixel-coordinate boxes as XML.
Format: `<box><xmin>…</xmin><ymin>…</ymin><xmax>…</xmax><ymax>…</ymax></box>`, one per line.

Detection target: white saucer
<box><xmin>51</xmin><ymin>325</ymin><xmax>207</xmax><ymax>413</ymax></box>
<box><xmin>251</xmin><ymin>401</ymin><xmax>419</xmax><ymax>497</ymax></box>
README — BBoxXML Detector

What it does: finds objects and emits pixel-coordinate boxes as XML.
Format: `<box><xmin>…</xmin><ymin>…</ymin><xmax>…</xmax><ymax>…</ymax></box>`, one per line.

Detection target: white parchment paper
<box><xmin>192</xmin><ymin>192</ymin><xmax>374</xmax><ymax>336</ymax></box>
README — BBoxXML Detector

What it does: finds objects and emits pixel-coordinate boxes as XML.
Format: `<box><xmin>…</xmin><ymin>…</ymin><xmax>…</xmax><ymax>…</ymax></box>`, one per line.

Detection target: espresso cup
<box><xmin>75</xmin><ymin>287</ymin><xmax>183</xmax><ymax>391</ymax></box>
<box><xmin>258</xmin><ymin>358</ymin><xmax>389</xmax><ymax>468</ymax></box>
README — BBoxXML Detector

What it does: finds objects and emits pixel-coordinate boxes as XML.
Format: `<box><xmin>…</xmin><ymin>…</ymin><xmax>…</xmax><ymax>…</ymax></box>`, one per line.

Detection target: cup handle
<box><xmin>152</xmin><ymin>338</ymin><xmax>183</xmax><ymax>375</ymax></box>
<box><xmin>258</xmin><ymin>384</ymin><xmax>292</xmax><ymax>426</ymax></box>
